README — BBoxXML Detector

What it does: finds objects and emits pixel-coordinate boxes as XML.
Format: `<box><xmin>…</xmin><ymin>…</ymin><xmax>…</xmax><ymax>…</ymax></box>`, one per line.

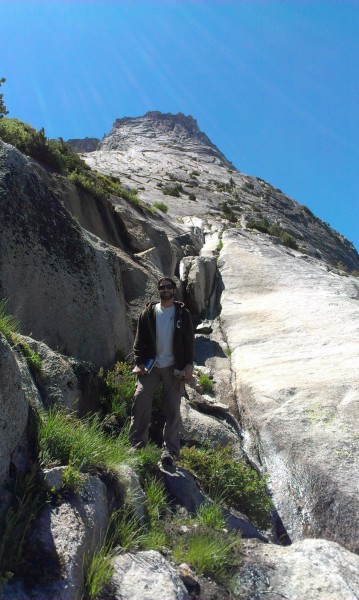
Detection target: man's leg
<box><xmin>160</xmin><ymin>366</ymin><xmax>184</xmax><ymax>459</ymax></box>
<box><xmin>129</xmin><ymin>368</ymin><xmax>161</xmax><ymax>448</ymax></box>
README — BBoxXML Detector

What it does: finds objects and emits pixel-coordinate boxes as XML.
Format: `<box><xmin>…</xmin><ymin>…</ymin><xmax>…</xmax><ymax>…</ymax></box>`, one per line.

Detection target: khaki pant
<box><xmin>129</xmin><ymin>366</ymin><xmax>184</xmax><ymax>457</ymax></box>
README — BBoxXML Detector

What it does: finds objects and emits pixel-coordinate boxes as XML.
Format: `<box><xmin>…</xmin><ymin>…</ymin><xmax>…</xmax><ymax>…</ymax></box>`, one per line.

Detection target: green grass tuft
<box><xmin>0</xmin><ymin>300</ymin><xmax>20</xmax><ymax>342</ymax></box>
<box><xmin>38</xmin><ymin>409</ymin><xmax>132</xmax><ymax>471</ymax></box>
<box><xmin>173</xmin><ymin>530</ymin><xmax>240</xmax><ymax>587</ymax></box>
<box><xmin>144</xmin><ymin>476</ymin><xmax>168</xmax><ymax>527</ymax></box>
<box><xmin>196</xmin><ymin>500</ymin><xmax>226</xmax><ymax>529</ymax></box>
<box><xmin>83</xmin><ymin>542</ymin><xmax>116</xmax><ymax>599</ymax></box>
<box><xmin>197</xmin><ymin>371</ymin><xmax>214</xmax><ymax>394</ymax></box>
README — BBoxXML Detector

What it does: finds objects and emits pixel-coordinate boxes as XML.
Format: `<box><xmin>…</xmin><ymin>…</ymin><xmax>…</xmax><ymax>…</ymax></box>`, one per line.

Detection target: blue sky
<box><xmin>1</xmin><ymin>1</ymin><xmax>358</xmax><ymax>252</ymax></box>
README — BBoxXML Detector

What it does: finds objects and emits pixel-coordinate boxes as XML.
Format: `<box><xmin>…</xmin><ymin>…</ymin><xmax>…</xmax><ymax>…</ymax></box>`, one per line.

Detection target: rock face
<box><xmin>237</xmin><ymin>538</ymin><xmax>359</xmax><ymax>599</ymax></box>
<box><xmin>110</xmin><ymin>550</ymin><xmax>189</xmax><ymax>600</ymax></box>
<box><xmin>2</xmin><ymin>110</ymin><xmax>359</xmax><ymax>597</ymax></box>
<box><xmin>0</xmin><ymin>142</ymin><xmax>144</xmax><ymax>367</ymax></box>
<box><xmin>219</xmin><ymin>229</ymin><xmax>359</xmax><ymax>553</ymax></box>
<box><xmin>0</xmin><ymin>335</ymin><xmax>29</xmax><ymax>487</ymax></box>
<box><xmin>66</xmin><ymin>137</ymin><xmax>99</xmax><ymax>152</ymax></box>
<box><xmin>1</xmin><ymin>474</ymin><xmax>109</xmax><ymax>600</ymax></box>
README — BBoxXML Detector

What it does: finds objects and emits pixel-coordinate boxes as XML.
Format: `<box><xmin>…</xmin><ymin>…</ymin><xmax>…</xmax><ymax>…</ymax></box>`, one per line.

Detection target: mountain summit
<box><xmin>71</xmin><ymin>111</ymin><xmax>359</xmax><ymax>270</ymax></box>
<box><xmin>97</xmin><ymin>111</ymin><xmax>234</xmax><ymax>169</ymax></box>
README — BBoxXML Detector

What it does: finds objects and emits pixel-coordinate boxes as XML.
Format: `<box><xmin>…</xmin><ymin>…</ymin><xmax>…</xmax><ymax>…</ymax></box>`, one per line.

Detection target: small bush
<box><xmin>153</xmin><ymin>201</ymin><xmax>168</xmax><ymax>213</ymax></box>
<box><xmin>61</xmin><ymin>465</ymin><xmax>84</xmax><ymax>494</ymax></box>
<box><xmin>280</xmin><ymin>231</ymin><xmax>298</xmax><ymax>249</ymax></box>
<box><xmin>68</xmin><ymin>170</ymin><xmax>108</xmax><ymax>200</ymax></box>
<box><xmin>197</xmin><ymin>372</ymin><xmax>214</xmax><ymax>394</ymax></box>
<box><xmin>179</xmin><ymin>446</ymin><xmax>272</xmax><ymax>529</ymax></box>
<box><xmin>98</xmin><ymin>361</ymin><xmax>136</xmax><ymax>426</ymax></box>
<box><xmin>216</xmin><ymin>239</ymin><xmax>223</xmax><ymax>253</ymax></box>
<box><xmin>246</xmin><ymin>218</ymin><xmax>270</xmax><ymax>234</ymax></box>
<box><xmin>162</xmin><ymin>184</ymin><xmax>182</xmax><ymax>197</ymax></box>
<box><xmin>188</xmin><ymin>193</ymin><xmax>196</xmax><ymax>201</ymax></box>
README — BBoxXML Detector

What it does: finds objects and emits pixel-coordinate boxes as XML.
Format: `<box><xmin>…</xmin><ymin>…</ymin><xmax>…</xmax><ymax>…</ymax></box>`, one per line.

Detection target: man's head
<box><xmin>158</xmin><ymin>277</ymin><xmax>176</xmax><ymax>304</ymax></box>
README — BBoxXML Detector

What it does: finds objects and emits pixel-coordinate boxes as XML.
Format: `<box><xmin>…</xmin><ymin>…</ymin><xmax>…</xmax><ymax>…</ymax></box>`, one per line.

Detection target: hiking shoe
<box><xmin>161</xmin><ymin>450</ymin><xmax>176</xmax><ymax>467</ymax></box>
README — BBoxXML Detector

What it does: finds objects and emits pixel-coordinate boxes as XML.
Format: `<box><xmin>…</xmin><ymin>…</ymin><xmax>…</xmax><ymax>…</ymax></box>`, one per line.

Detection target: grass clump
<box><xmin>196</xmin><ymin>500</ymin><xmax>225</xmax><ymax>529</ymax></box>
<box><xmin>173</xmin><ymin>530</ymin><xmax>240</xmax><ymax>588</ymax></box>
<box><xmin>83</xmin><ymin>541</ymin><xmax>116</xmax><ymax>600</ymax></box>
<box><xmin>153</xmin><ymin>201</ymin><xmax>168</xmax><ymax>213</ymax></box>
<box><xmin>17</xmin><ymin>341</ymin><xmax>43</xmax><ymax>375</ymax></box>
<box><xmin>179</xmin><ymin>446</ymin><xmax>272</xmax><ymax>529</ymax></box>
<box><xmin>109</xmin><ymin>506</ymin><xmax>145</xmax><ymax>553</ymax></box>
<box><xmin>135</xmin><ymin>444</ymin><xmax>162</xmax><ymax>484</ymax></box>
<box><xmin>38</xmin><ymin>408</ymin><xmax>131</xmax><ymax>471</ymax></box>
<box><xmin>144</xmin><ymin>476</ymin><xmax>168</xmax><ymax>526</ymax></box>
<box><xmin>98</xmin><ymin>361</ymin><xmax>136</xmax><ymax>427</ymax></box>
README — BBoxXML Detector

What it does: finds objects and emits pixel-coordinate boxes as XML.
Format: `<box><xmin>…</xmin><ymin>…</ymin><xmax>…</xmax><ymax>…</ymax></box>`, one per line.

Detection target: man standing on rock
<box><xmin>129</xmin><ymin>277</ymin><xmax>194</xmax><ymax>466</ymax></box>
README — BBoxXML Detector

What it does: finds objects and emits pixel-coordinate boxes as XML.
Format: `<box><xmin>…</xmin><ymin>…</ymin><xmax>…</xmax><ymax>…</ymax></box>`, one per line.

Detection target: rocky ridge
<box><xmin>0</xmin><ymin>111</ymin><xmax>359</xmax><ymax>599</ymax></box>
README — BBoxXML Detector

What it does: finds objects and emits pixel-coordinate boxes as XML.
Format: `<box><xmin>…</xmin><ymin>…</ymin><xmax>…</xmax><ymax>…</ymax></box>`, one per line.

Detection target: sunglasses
<box><xmin>158</xmin><ymin>284</ymin><xmax>174</xmax><ymax>290</ymax></box>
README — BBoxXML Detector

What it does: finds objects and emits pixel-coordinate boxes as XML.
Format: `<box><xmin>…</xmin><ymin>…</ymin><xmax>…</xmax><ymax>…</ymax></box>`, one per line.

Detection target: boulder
<box><xmin>180</xmin><ymin>256</ymin><xmax>219</xmax><ymax>318</ymax></box>
<box><xmin>110</xmin><ymin>550</ymin><xmax>189</xmax><ymax>600</ymax></box>
<box><xmin>1</xmin><ymin>474</ymin><xmax>109</xmax><ymax>600</ymax></box>
<box><xmin>0</xmin><ymin>335</ymin><xmax>28</xmax><ymax>488</ymax></box>
<box><xmin>18</xmin><ymin>336</ymin><xmax>83</xmax><ymax>412</ymax></box>
<box><xmin>180</xmin><ymin>398</ymin><xmax>239</xmax><ymax>448</ymax></box>
<box><xmin>236</xmin><ymin>538</ymin><xmax>359</xmax><ymax>599</ymax></box>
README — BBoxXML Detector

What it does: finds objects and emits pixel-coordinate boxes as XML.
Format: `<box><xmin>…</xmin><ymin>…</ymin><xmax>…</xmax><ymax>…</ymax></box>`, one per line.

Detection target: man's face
<box><xmin>158</xmin><ymin>280</ymin><xmax>175</xmax><ymax>300</ymax></box>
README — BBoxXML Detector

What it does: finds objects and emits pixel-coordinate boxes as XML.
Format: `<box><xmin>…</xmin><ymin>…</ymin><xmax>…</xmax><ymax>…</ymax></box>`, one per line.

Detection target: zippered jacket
<box><xmin>134</xmin><ymin>301</ymin><xmax>194</xmax><ymax>369</ymax></box>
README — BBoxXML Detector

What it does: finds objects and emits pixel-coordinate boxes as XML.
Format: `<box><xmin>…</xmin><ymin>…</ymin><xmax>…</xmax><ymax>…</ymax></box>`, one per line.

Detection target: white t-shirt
<box><xmin>155</xmin><ymin>303</ymin><xmax>175</xmax><ymax>367</ymax></box>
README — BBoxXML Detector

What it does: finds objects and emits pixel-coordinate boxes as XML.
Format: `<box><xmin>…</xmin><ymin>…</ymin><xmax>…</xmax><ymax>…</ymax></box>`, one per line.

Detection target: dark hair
<box><xmin>157</xmin><ymin>276</ymin><xmax>176</xmax><ymax>289</ymax></box>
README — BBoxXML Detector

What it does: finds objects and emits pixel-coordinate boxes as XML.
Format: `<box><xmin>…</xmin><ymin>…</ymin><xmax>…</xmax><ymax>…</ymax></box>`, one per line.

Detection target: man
<box><xmin>129</xmin><ymin>277</ymin><xmax>194</xmax><ymax>466</ymax></box>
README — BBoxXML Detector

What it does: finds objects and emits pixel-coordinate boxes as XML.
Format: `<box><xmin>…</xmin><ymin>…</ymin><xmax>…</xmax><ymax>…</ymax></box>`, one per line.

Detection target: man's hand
<box><xmin>183</xmin><ymin>364</ymin><xmax>193</xmax><ymax>381</ymax></box>
<box><xmin>132</xmin><ymin>364</ymin><xmax>146</xmax><ymax>376</ymax></box>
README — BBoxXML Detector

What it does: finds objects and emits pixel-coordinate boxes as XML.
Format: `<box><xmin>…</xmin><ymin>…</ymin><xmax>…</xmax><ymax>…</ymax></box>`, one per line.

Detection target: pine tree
<box><xmin>0</xmin><ymin>78</ymin><xmax>9</xmax><ymax>118</ymax></box>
